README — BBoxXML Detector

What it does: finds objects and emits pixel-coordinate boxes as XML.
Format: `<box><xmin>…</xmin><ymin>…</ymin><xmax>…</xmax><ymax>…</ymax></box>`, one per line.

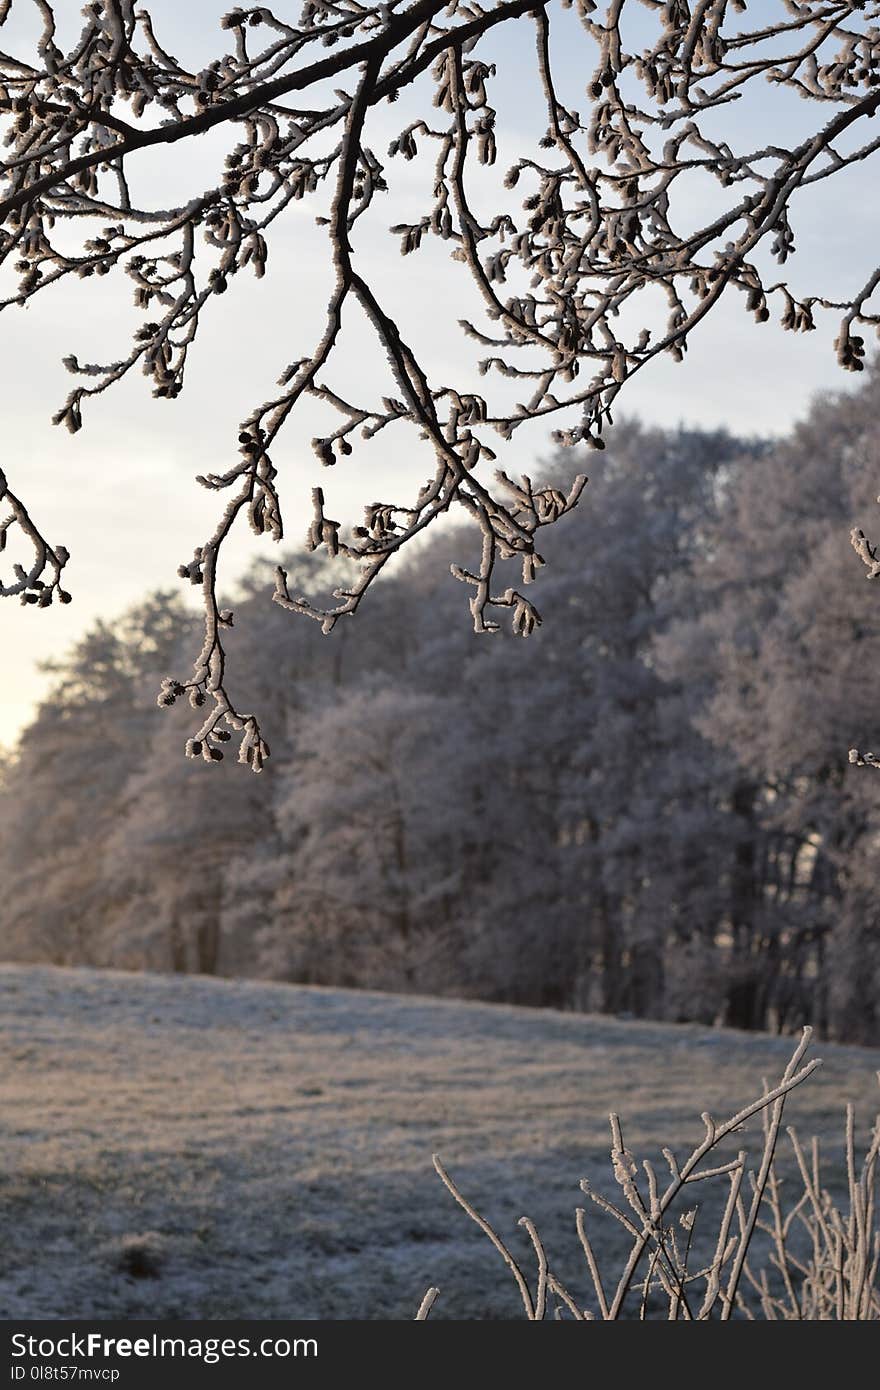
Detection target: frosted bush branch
<box><xmin>2</xmin><ymin>2</ymin><xmax>880</xmax><ymax>763</ymax></box>
<box><xmin>422</xmin><ymin>1028</ymin><xmax>880</xmax><ymax>1319</ymax></box>
<box><xmin>414</xmin><ymin>1286</ymin><xmax>440</xmax><ymax>1320</ymax></box>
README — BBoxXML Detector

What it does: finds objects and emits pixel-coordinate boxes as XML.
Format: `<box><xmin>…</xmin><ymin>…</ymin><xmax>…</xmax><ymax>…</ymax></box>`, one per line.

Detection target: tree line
<box><xmin>1</xmin><ymin>371</ymin><xmax>878</xmax><ymax>1043</ymax></box>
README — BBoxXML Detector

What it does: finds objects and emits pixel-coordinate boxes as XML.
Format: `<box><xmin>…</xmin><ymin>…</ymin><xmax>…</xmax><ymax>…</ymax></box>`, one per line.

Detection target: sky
<box><xmin>1</xmin><ymin>0</ymin><xmax>877</xmax><ymax>746</ymax></box>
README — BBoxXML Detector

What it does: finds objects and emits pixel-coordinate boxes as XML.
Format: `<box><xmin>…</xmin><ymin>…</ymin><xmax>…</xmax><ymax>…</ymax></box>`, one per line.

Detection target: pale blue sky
<box><xmin>1</xmin><ymin>1</ymin><xmax>876</xmax><ymax>743</ymax></box>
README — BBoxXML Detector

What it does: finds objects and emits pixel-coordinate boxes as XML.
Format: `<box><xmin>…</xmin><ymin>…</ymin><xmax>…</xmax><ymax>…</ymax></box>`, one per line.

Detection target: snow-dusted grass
<box><xmin>0</xmin><ymin>964</ymin><xmax>877</xmax><ymax>1319</ymax></box>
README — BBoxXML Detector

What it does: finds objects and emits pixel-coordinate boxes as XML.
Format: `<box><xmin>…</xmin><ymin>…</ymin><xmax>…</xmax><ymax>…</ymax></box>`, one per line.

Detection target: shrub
<box><xmin>419</xmin><ymin>1029</ymin><xmax>880</xmax><ymax>1320</ymax></box>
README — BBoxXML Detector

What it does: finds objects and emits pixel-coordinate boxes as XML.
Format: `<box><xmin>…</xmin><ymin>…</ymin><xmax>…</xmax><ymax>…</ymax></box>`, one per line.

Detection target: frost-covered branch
<box><xmin>2</xmin><ymin>1</ymin><xmax>880</xmax><ymax>764</ymax></box>
<box><xmin>0</xmin><ymin>464</ymin><xmax>70</xmax><ymax>603</ymax></box>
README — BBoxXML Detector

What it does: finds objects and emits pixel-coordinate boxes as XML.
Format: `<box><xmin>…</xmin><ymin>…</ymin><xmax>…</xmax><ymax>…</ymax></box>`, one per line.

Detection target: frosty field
<box><xmin>0</xmin><ymin>964</ymin><xmax>878</xmax><ymax>1320</ymax></box>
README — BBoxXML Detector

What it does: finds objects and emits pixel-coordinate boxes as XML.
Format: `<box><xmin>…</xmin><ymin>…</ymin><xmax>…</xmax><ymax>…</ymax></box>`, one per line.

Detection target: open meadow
<box><xmin>1</xmin><ymin>964</ymin><xmax>877</xmax><ymax>1320</ymax></box>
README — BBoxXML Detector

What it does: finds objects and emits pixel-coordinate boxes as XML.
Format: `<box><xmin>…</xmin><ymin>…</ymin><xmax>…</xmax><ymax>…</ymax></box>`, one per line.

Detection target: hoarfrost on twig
<box><xmin>2</xmin><ymin>2</ymin><xmax>880</xmax><ymax>764</ymax></box>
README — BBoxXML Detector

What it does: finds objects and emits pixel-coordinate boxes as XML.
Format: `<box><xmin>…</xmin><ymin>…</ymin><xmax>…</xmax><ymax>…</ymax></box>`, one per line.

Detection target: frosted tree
<box><xmin>263</xmin><ymin>683</ymin><xmax>489</xmax><ymax>990</ymax></box>
<box><xmin>0</xmin><ymin>590</ymin><xmax>191</xmax><ymax>961</ymax></box>
<box><xmin>101</xmin><ymin>707</ymin><xmax>274</xmax><ymax>972</ymax></box>
<box><xmin>98</xmin><ymin>553</ymin><xmax>340</xmax><ymax>972</ymax></box>
<box><xmin>657</xmin><ymin>368</ymin><xmax>880</xmax><ymax>1036</ymax></box>
<box><xmin>2</xmin><ymin>0</ymin><xmax>879</xmax><ymax>765</ymax></box>
<box><xmin>511</xmin><ymin>423</ymin><xmax>742</xmax><ymax>1016</ymax></box>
